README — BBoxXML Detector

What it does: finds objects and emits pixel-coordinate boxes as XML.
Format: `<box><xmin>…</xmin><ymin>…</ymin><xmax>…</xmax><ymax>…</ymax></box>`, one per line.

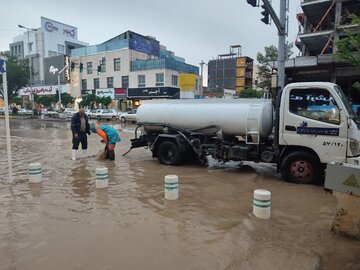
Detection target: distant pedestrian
<box><xmin>90</xmin><ymin>123</ymin><xmax>121</xmax><ymax>160</ymax></box>
<box><xmin>71</xmin><ymin>109</ymin><xmax>91</xmax><ymax>160</ymax></box>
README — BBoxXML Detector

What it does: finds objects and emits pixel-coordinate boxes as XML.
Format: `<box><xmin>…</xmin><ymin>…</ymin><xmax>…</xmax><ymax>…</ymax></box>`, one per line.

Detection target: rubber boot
<box><xmin>82</xmin><ymin>149</ymin><xmax>87</xmax><ymax>158</ymax></box>
<box><xmin>108</xmin><ymin>150</ymin><xmax>115</xmax><ymax>160</ymax></box>
<box><xmin>72</xmin><ymin>149</ymin><xmax>77</xmax><ymax>161</ymax></box>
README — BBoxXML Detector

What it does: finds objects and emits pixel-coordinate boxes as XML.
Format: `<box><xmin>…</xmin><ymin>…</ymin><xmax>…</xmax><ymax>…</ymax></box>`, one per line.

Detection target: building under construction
<box><xmin>286</xmin><ymin>0</ymin><xmax>360</xmax><ymax>101</ymax></box>
<box><xmin>207</xmin><ymin>45</ymin><xmax>253</xmax><ymax>93</ymax></box>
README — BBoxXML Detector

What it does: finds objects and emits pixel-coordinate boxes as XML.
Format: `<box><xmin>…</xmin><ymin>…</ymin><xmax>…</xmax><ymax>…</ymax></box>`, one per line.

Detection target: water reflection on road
<box><xmin>0</xmin><ymin>118</ymin><xmax>359</xmax><ymax>270</ymax></box>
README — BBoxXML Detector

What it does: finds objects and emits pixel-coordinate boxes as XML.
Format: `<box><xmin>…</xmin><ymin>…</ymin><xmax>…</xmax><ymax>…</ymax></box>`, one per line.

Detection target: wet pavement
<box><xmin>0</xmin><ymin>119</ymin><xmax>359</xmax><ymax>270</ymax></box>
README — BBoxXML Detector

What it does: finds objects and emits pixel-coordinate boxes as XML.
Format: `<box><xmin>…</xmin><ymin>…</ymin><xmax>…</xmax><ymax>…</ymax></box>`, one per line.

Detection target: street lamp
<box><xmin>18</xmin><ymin>24</ymin><xmax>37</xmax><ymax>110</ymax></box>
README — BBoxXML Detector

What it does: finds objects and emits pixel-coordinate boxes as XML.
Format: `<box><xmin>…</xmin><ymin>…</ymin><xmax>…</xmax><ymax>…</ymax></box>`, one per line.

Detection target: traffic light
<box><xmin>97</xmin><ymin>65</ymin><xmax>101</xmax><ymax>75</ymax></box>
<box><xmin>261</xmin><ymin>4</ymin><xmax>270</xmax><ymax>24</ymax></box>
<box><xmin>79</xmin><ymin>63</ymin><xmax>83</xmax><ymax>73</ymax></box>
<box><xmin>70</xmin><ymin>62</ymin><xmax>75</xmax><ymax>72</ymax></box>
<box><xmin>246</xmin><ymin>0</ymin><xmax>257</xmax><ymax>7</ymax></box>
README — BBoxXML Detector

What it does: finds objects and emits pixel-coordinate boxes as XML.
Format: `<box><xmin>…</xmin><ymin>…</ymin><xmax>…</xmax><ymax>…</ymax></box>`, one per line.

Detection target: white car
<box><xmin>87</xmin><ymin>109</ymin><xmax>99</xmax><ymax>119</ymax></box>
<box><xmin>94</xmin><ymin>109</ymin><xmax>119</xmax><ymax>121</ymax></box>
<box><xmin>18</xmin><ymin>108</ymin><xmax>33</xmax><ymax>115</ymax></box>
<box><xmin>120</xmin><ymin>109</ymin><xmax>137</xmax><ymax>123</ymax></box>
<box><xmin>64</xmin><ymin>108</ymin><xmax>76</xmax><ymax>118</ymax></box>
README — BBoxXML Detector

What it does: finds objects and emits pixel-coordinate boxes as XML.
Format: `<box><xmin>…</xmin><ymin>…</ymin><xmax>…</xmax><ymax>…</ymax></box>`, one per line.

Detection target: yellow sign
<box><xmin>179</xmin><ymin>74</ymin><xmax>197</xmax><ymax>91</ymax></box>
<box><xmin>343</xmin><ymin>174</ymin><xmax>360</xmax><ymax>188</ymax></box>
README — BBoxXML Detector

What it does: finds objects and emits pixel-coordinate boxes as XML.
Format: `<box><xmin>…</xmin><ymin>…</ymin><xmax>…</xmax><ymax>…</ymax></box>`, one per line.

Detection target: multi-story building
<box><xmin>70</xmin><ymin>31</ymin><xmax>199</xmax><ymax>110</ymax></box>
<box><xmin>207</xmin><ymin>45</ymin><xmax>253</xmax><ymax>94</ymax></box>
<box><xmin>10</xmin><ymin>17</ymin><xmax>88</xmax><ymax>88</ymax></box>
<box><xmin>286</xmin><ymin>0</ymin><xmax>360</xmax><ymax>100</ymax></box>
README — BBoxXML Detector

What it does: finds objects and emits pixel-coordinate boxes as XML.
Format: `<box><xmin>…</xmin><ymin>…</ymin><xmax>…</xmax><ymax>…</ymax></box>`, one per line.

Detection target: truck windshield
<box><xmin>334</xmin><ymin>85</ymin><xmax>356</xmax><ymax>120</ymax></box>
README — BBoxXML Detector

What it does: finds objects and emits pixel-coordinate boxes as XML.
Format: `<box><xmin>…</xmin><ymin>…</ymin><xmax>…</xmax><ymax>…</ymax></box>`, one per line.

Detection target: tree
<box><xmin>256</xmin><ymin>44</ymin><xmax>293</xmax><ymax>92</ymax></box>
<box><xmin>102</xmin><ymin>96</ymin><xmax>112</xmax><ymax>108</ymax></box>
<box><xmin>0</xmin><ymin>52</ymin><xmax>30</xmax><ymax>104</ymax></box>
<box><xmin>37</xmin><ymin>95</ymin><xmax>57</xmax><ymax>107</ymax></box>
<box><xmin>61</xmin><ymin>93</ymin><xmax>75</xmax><ymax>107</ymax></box>
<box><xmin>336</xmin><ymin>14</ymin><xmax>360</xmax><ymax>90</ymax></box>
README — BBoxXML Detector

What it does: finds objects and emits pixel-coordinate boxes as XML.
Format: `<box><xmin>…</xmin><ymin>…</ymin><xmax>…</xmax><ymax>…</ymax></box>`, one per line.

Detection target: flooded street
<box><xmin>0</xmin><ymin>118</ymin><xmax>359</xmax><ymax>270</ymax></box>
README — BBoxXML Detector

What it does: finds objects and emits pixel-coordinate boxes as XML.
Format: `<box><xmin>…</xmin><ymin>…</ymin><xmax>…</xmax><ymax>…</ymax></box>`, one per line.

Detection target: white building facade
<box><xmin>70</xmin><ymin>31</ymin><xmax>199</xmax><ymax>110</ymax></box>
<box><xmin>10</xmin><ymin>17</ymin><xmax>88</xmax><ymax>86</ymax></box>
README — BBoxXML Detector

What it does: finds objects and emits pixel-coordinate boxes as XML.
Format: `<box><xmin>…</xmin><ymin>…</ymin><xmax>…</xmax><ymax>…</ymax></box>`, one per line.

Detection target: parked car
<box><xmin>87</xmin><ymin>109</ymin><xmax>99</xmax><ymax>119</ymax></box>
<box><xmin>120</xmin><ymin>109</ymin><xmax>137</xmax><ymax>123</ymax></box>
<box><xmin>95</xmin><ymin>109</ymin><xmax>119</xmax><ymax>121</ymax></box>
<box><xmin>45</xmin><ymin>108</ymin><xmax>60</xmax><ymax>118</ymax></box>
<box><xmin>64</xmin><ymin>108</ymin><xmax>76</xmax><ymax>118</ymax></box>
<box><xmin>18</xmin><ymin>108</ymin><xmax>33</xmax><ymax>115</ymax></box>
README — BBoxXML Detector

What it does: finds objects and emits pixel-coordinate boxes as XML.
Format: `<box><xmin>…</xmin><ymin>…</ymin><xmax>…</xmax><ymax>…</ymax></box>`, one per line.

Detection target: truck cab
<box><xmin>278</xmin><ymin>82</ymin><xmax>360</xmax><ymax>183</ymax></box>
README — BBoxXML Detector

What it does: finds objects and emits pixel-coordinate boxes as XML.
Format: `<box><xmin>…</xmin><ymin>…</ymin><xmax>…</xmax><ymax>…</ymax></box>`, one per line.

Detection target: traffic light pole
<box><xmin>57</xmin><ymin>65</ymin><xmax>69</xmax><ymax>109</ymax></box>
<box><xmin>261</xmin><ymin>0</ymin><xmax>287</xmax><ymax>90</ymax></box>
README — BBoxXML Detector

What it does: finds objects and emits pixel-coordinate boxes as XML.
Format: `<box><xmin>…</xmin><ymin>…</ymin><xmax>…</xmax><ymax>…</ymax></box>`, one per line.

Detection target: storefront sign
<box><xmin>96</xmin><ymin>88</ymin><xmax>115</xmax><ymax>99</ymax></box>
<box><xmin>114</xmin><ymin>88</ymin><xmax>126</xmax><ymax>99</ymax></box>
<box><xmin>128</xmin><ymin>87</ymin><xmax>179</xmax><ymax>99</ymax></box>
<box><xmin>19</xmin><ymin>85</ymin><xmax>57</xmax><ymax>96</ymax></box>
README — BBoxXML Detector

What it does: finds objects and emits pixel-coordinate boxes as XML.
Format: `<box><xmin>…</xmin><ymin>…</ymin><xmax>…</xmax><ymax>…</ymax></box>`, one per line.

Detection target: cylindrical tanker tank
<box><xmin>137</xmin><ymin>99</ymin><xmax>274</xmax><ymax>138</ymax></box>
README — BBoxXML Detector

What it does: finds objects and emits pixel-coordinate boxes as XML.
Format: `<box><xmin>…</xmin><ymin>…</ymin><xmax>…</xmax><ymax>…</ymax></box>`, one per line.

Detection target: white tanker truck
<box><xmin>129</xmin><ymin>82</ymin><xmax>360</xmax><ymax>184</ymax></box>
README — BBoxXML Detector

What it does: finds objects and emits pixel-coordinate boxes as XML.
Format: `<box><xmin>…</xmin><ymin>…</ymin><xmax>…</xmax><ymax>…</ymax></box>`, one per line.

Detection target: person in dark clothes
<box><xmin>71</xmin><ymin>108</ymin><xmax>91</xmax><ymax>160</ymax></box>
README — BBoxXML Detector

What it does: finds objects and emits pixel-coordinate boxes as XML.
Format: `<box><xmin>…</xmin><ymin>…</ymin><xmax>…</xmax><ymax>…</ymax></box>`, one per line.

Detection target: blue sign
<box><xmin>297</xmin><ymin>127</ymin><xmax>339</xmax><ymax>136</ymax></box>
<box><xmin>129</xmin><ymin>33</ymin><xmax>160</xmax><ymax>57</ymax></box>
<box><xmin>0</xmin><ymin>59</ymin><xmax>5</xmax><ymax>73</ymax></box>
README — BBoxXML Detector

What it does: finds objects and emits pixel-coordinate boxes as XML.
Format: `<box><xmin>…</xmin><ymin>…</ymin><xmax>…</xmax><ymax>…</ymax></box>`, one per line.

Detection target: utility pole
<box><xmin>199</xmin><ymin>60</ymin><xmax>206</xmax><ymax>98</ymax></box>
<box><xmin>18</xmin><ymin>25</ymin><xmax>37</xmax><ymax>109</ymax></box>
<box><xmin>0</xmin><ymin>58</ymin><xmax>12</xmax><ymax>179</ymax></box>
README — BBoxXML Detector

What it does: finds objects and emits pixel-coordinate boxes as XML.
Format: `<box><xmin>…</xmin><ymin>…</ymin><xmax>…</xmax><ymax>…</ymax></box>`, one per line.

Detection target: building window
<box><xmin>87</xmin><ymin>62</ymin><xmax>93</xmax><ymax>74</ymax></box>
<box><xmin>114</xmin><ymin>58</ymin><xmax>121</xmax><ymax>71</ymax></box>
<box><xmin>94</xmin><ymin>78</ymin><xmax>100</xmax><ymax>89</ymax></box>
<box><xmin>138</xmin><ymin>75</ymin><xmax>145</xmax><ymax>87</ymax></box>
<box><xmin>48</xmin><ymin>51</ymin><xmax>57</xmax><ymax>57</ymax></box>
<box><xmin>57</xmin><ymin>44</ymin><xmax>64</xmax><ymax>54</ymax></box>
<box><xmin>100</xmin><ymin>57</ymin><xmax>106</xmax><ymax>72</ymax></box>
<box><xmin>171</xmin><ymin>75</ymin><xmax>178</xmax><ymax>86</ymax></box>
<box><xmin>81</xmin><ymin>79</ymin><xmax>87</xmax><ymax>91</ymax></box>
<box><xmin>107</xmin><ymin>77</ymin><xmax>114</xmax><ymax>88</ymax></box>
<box><xmin>122</xmin><ymin>76</ymin><xmax>129</xmax><ymax>88</ymax></box>
<box><xmin>156</xmin><ymin>73</ymin><xmax>164</xmax><ymax>86</ymax></box>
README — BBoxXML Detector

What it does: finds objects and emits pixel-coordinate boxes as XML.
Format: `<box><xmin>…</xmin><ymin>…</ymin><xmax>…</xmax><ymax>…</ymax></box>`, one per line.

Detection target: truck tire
<box><xmin>157</xmin><ymin>141</ymin><xmax>182</xmax><ymax>165</ymax></box>
<box><xmin>280</xmin><ymin>151</ymin><xmax>321</xmax><ymax>184</ymax></box>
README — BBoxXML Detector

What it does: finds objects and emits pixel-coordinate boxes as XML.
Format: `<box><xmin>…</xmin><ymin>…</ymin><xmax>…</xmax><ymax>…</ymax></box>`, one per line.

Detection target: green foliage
<box><xmin>37</xmin><ymin>95</ymin><xmax>57</xmax><ymax>107</ymax></box>
<box><xmin>12</xmin><ymin>97</ymin><xmax>23</xmax><ymax>105</ymax></box>
<box><xmin>61</xmin><ymin>93</ymin><xmax>74</xmax><ymax>107</ymax></box>
<box><xmin>102</xmin><ymin>96</ymin><xmax>112</xmax><ymax>108</ymax></box>
<box><xmin>0</xmin><ymin>52</ymin><xmax>30</xmax><ymax>104</ymax></box>
<box><xmin>336</xmin><ymin>14</ymin><xmax>360</xmax><ymax>88</ymax></box>
<box><xmin>238</xmin><ymin>88</ymin><xmax>264</xmax><ymax>98</ymax></box>
<box><xmin>256</xmin><ymin>44</ymin><xmax>293</xmax><ymax>91</ymax></box>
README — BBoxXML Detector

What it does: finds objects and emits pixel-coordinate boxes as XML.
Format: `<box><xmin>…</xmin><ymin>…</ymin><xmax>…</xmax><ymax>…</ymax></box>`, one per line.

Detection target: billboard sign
<box><xmin>129</xmin><ymin>32</ymin><xmax>160</xmax><ymax>57</ymax></box>
<box><xmin>41</xmin><ymin>17</ymin><xmax>78</xmax><ymax>39</ymax></box>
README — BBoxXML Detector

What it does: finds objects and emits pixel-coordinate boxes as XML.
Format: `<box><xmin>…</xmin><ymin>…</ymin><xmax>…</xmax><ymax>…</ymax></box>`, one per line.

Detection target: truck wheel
<box><xmin>280</xmin><ymin>151</ymin><xmax>321</xmax><ymax>184</ymax></box>
<box><xmin>157</xmin><ymin>141</ymin><xmax>182</xmax><ymax>165</ymax></box>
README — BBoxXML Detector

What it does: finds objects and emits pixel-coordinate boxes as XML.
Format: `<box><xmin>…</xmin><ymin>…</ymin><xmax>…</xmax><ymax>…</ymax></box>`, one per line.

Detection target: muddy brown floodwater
<box><xmin>0</xmin><ymin>118</ymin><xmax>359</xmax><ymax>270</ymax></box>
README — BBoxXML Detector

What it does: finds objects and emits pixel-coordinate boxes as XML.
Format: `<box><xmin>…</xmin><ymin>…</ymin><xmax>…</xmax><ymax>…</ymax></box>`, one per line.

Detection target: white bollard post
<box><xmin>96</xmin><ymin>167</ymin><xmax>108</xmax><ymax>188</ymax></box>
<box><xmin>253</xmin><ymin>189</ymin><xmax>271</xmax><ymax>219</ymax></box>
<box><xmin>164</xmin><ymin>174</ymin><xmax>179</xmax><ymax>200</ymax></box>
<box><xmin>28</xmin><ymin>163</ymin><xmax>42</xmax><ymax>183</ymax></box>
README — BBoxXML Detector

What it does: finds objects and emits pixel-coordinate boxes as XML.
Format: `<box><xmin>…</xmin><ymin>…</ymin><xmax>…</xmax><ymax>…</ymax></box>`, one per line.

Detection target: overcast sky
<box><xmin>0</xmin><ymin>0</ymin><xmax>302</xmax><ymax>72</ymax></box>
